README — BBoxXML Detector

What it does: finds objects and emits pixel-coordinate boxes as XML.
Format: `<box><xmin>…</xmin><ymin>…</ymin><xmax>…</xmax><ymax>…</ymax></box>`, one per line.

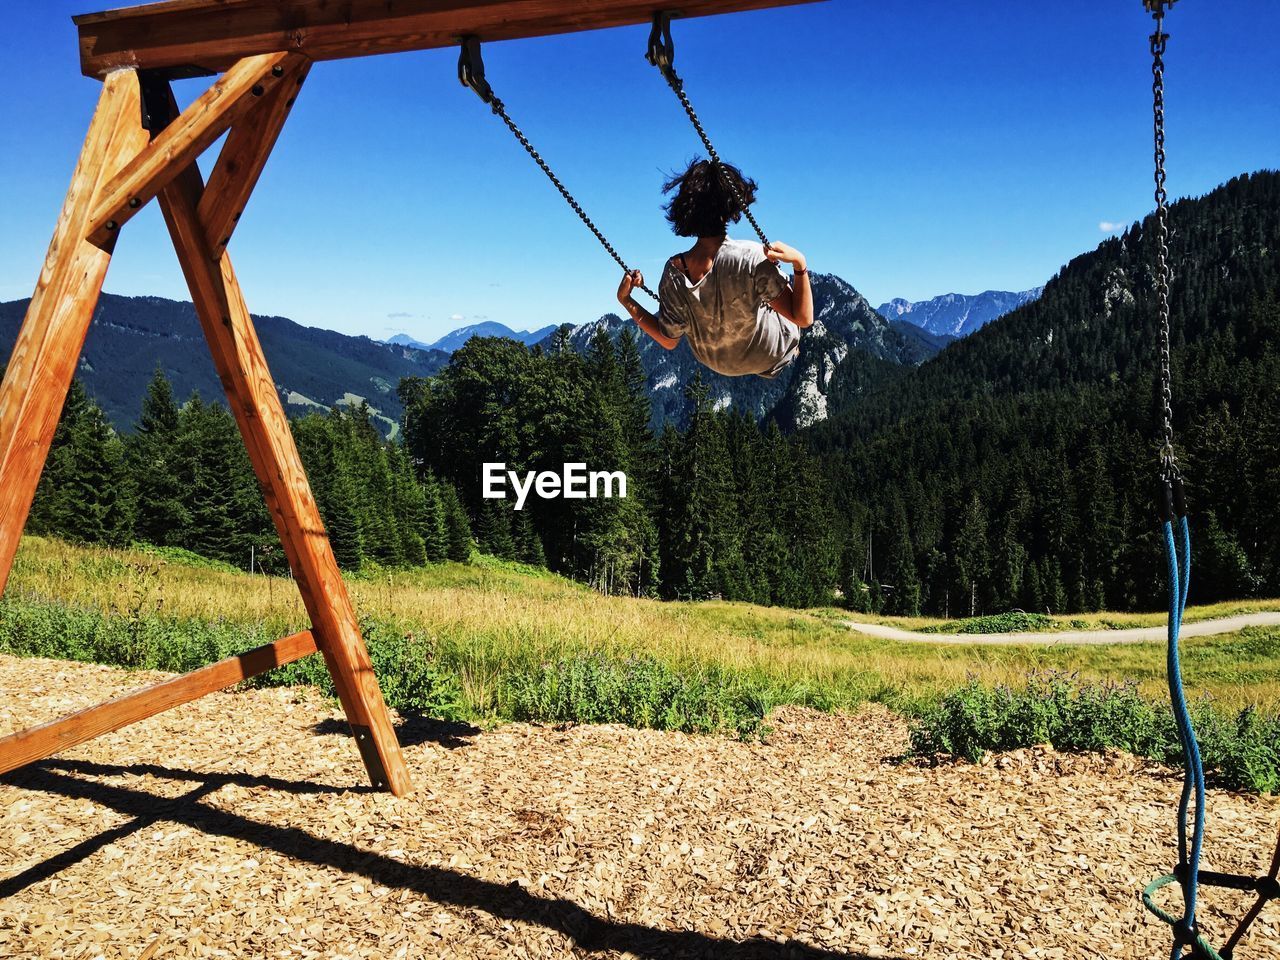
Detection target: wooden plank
<box><xmin>0</xmin><ymin>631</ymin><xmax>317</xmax><ymax>777</ymax></box>
<box><xmin>0</xmin><ymin>72</ymin><xmax>149</xmax><ymax>598</ymax></box>
<box><xmin>74</xmin><ymin>0</ymin><xmax>821</xmax><ymax>78</ymax></box>
<box><xmin>199</xmin><ymin>54</ymin><xmax>310</xmax><ymax>254</ymax></box>
<box><xmin>156</xmin><ymin>157</ymin><xmax>412</xmax><ymax>796</ymax></box>
<box><xmin>85</xmin><ymin>51</ymin><xmax>295</xmax><ymax>248</ymax></box>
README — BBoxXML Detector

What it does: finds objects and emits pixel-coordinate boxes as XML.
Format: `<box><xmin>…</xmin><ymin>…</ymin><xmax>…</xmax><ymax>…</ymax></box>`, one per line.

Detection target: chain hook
<box><xmin>458</xmin><ymin>36</ymin><xmax>494</xmax><ymax>105</ymax></box>
<box><xmin>646</xmin><ymin>12</ymin><xmax>678</xmax><ymax>84</ymax></box>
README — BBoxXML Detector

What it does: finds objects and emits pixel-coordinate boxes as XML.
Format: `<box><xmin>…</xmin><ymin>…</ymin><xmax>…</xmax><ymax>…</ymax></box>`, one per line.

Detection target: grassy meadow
<box><xmin>5</xmin><ymin>536</ymin><xmax>1280</xmax><ymax>790</ymax></box>
<box><xmin>4</xmin><ymin>535</ymin><xmax>1280</xmax><ymax>716</ymax></box>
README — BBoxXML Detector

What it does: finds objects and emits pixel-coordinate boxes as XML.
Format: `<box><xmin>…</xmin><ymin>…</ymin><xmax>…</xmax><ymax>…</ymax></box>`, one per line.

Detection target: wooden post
<box><xmin>155</xmin><ymin>129</ymin><xmax>411</xmax><ymax>794</ymax></box>
<box><xmin>0</xmin><ymin>71</ymin><xmax>149</xmax><ymax>597</ymax></box>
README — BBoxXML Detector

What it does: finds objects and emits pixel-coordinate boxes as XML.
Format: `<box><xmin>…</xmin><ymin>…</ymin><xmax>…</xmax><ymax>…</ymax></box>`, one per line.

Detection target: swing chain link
<box><xmin>1151</xmin><ymin>8</ymin><xmax>1179</xmax><ymax>482</ymax></box>
<box><xmin>647</xmin><ymin>13</ymin><xmax>771</xmax><ymax>250</ymax></box>
<box><xmin>458</xmin><ymin>38</ymin><xmax>658</xmax><ymax>301</ymax></box>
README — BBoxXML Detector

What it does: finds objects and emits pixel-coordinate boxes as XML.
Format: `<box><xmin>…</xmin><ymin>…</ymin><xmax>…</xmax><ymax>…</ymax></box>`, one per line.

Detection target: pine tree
<box><xmin>127</xmin><ymin>366</ymin><xmax>188</xmax><ymax>546</ymax></box>
<box><xmin>477</xmin><ymin>499</ymin><xmax>516</xmax><ymax>560</ymax></box>
<box><xmin>29</xmin><ymin>381</ymin><xmax>132</xmax><ymax>546</ymax></box>
<box><xmin>324</xmin><ymin>470</ymin><xmax>365</xmax><ymax>570</ymax></box>
<box><xmin>419</xmin><ymin>475</ymin><xmax>448</xmax><ymax>562</ymax></box>
<box><xmin>513</xmin><ymin>509</ymin><xmax>546</xmax><ymax>566</ymax></box>
<box><xmin>439</xmin><ymin>482</ymin><xmax>473</xmax><ymax>562</ymax></box>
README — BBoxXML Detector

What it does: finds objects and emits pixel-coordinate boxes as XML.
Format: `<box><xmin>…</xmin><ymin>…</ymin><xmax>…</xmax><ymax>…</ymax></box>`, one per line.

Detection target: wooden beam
<box><xmin>199</xmin><ymin>55</ymin><xmax>311</xmax><ymax>254</ymax></box>
<box><xmin>85</xmin><ymin>51</ymin><xmax>296</xmax><ymax>248</ymax></box>
<box><xmin>0</xmin><ymin>72</ymin><xmax>149</xmax><ymax>598</ymax></box>
<box><xmin>0</xmin><ymin>632</ymin><xmax>317</xmax><ymax>777</ymax></box>
<box><xmin>156</xmin><ymin>157</ymin><xmax>411</xmax><ymax>796</ymax></box>
<box><xmin>74</xmin><ymin>0</ymin><xmax>820</xmax><ymax>78</ymax></box>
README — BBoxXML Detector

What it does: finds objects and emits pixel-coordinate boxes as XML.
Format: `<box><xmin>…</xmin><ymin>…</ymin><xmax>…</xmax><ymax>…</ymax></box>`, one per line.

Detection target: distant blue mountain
<box><xmin>876</xmin><ymin>287</ymin><xmax>1044</xmax><ymax>338</ymax></box>
<box><xmin>389</xmin><ymin>321</ymin><xmax>558</xmax><ymax>354</ymax></box>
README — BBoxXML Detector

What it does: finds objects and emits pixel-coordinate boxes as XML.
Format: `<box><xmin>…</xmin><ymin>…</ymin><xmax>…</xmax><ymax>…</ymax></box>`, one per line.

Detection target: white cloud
<box><xmin>1098</xmin><ymin>221</ymin><xmax>1125</xmax><ymax>233</ymax></box>
<box><xmin>450</xmin><ymin>313</ymin><xmax>465</xmax><ymax>322</ymax></box>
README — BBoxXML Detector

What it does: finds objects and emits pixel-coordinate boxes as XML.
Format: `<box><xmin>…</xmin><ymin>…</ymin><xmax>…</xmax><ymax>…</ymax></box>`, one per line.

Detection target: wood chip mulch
<box><xmin>1</xmin><ymin>653</ymin><xmax>1278</xmax><ymax>959</ymax></box>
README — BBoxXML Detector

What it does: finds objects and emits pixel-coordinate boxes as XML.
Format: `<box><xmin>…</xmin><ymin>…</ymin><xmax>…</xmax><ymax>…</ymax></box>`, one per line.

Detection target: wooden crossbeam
<box><xmin>85</xmin><ymin>51</ymin><xmax>296</xmax><ymax>248</ymax></box>
<box><xmin>0</xmin><ymin>632</ymin><xmax>317</xmax><ymax>777</ymax></box>
<box><xmin>74</xmin><ymin>0</ymin><xmax>820</xmax><ymax>78</ymax></box>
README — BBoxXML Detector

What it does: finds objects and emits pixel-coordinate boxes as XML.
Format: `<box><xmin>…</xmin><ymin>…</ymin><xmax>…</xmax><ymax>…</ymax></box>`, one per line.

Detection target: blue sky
<box><xmin>1</xmin><ymin>1</ymin><xmax>1276</xmax><ymax>343</ymax></box>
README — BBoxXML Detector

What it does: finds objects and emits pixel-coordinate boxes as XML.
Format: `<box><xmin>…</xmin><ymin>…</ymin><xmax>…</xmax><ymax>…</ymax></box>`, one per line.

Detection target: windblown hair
<box><xmin>662</xmin><ymin>158</ymin><xmax>758</xmax><ymax>238</ymax></box>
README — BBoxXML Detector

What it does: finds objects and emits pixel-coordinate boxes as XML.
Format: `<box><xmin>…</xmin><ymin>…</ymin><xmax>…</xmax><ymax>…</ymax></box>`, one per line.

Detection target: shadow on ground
<box><xmin>2</xmin><ymin>763</ymin><xmax>901</xmax><ymax>960</ymax></box>
<box><xmin>312</xmin><ymin>715</ymin><xmax>480</xmax><ymax>750</ymax></box>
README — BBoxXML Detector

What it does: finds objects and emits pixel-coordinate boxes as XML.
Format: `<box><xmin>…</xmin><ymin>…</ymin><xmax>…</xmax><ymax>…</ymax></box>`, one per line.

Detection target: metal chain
<box><xmin>1151</xmin><ymin>8</ymin><xmax>1179</xmax><ymax>481</ymax></box>
<box><xmin>486</xmin><ymin>96</ymin><xmax>658</xmax><ymax>300</ymax></box>
<box><xmin>647</xmin><ymin>15</ymin><xmax>770</xmax><ymax>248</ymax></box>
<box><xmin>457</xmin><ymin>38</ymin><xmax>656</xmax><ymax>302</ymax></box>
<box><xmin>658</xmin><ymin>71</ymin><xmax>770</xmax><ymax>248</ymax></box>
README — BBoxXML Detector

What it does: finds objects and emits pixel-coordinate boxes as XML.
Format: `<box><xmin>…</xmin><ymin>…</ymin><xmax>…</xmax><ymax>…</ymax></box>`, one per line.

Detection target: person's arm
<box><xmin>617</xmin><ymin>270</ymin><xmax>680</xmax><ymax>349</ymax></box>
<box><xmin>764</xmin><ymin>242</ymin><xmax>814</xmax><ymax>329</ymax></box>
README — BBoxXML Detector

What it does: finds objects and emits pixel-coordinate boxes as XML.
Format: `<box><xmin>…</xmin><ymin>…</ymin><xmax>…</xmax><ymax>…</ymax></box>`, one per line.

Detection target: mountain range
<box><xmin>388</xmin><ymin>321</ymin><xmax>557</xmax><ymax>354</ymax></box>
<box><xmin>542</xmin><ymin>271</ymin><xmax>946</xmax><ymax>430</ymax></box>
<box><xmin>0</xmin><ymin>295</ymin><xmax>450</xmax><ymax>438</ymax></box>
<box><xmin>877</xmin><ymin>287</ymin><xmax>1043</xmax><ymax>338</ymax></box>
<box><xmin>1</xmin><ymin>272</ymin><xmax>961</xmax><ymax>437</ymax></box>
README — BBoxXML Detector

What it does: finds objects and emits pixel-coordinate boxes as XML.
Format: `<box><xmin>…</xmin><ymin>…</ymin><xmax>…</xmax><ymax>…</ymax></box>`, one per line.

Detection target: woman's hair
<box><xmin>662</xmin><ymin>158</ymin><xmax>758</xmax><ymax>238</ymax></box>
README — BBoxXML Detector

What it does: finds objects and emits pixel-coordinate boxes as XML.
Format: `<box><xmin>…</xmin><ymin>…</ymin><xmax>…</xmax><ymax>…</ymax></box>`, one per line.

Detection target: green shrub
<box><xmin>910</xmin><ymin>672</ymin><xmax>1280</xmax><ymax>794</ymax></box>
<box><xmin>921</xmin><ymin>611</ymin><xmax>1057</xmax><ymax>635</ymax></box>
<box><xmin>506</xmin><ymin>654</ymin><xmax>765</xmax><ymax>737</ymax></box>
<box><xmin>0</xmin><ymin>597</ymin><xmax>465</xmax><ymax>722</ymax></box>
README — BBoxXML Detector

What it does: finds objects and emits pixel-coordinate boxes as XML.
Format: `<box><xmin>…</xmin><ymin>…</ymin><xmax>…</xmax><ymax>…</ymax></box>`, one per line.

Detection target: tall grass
<box><xmin>4</xmin><ymin>537</ymin><xmax>1280</xmax><ymax>788</ymax></box>
<box><xmin>910</xmin><ymin>673</ymin><xmax>1280</xmax><ymax>794</ymax></box>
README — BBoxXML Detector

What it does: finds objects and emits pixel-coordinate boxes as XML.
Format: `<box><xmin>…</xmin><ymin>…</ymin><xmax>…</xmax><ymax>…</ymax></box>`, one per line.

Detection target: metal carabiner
<box><xmin>458</xmin><ymin>36</ymin><xmax>494</xmax><ymax>104</ymax></box>
<box><xmin>646</xmin><ymin>12</ymin><xmax>677</xmax><ymax>81</ymax></box>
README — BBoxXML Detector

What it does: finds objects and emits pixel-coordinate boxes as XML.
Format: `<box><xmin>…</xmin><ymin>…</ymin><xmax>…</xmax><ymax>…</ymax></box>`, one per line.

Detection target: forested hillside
<box><xmin>399</xmin><ymin>328</ymin><xmax>835</xmax><ymax>604</ymax></box>
<box><xmin>810</xmin><ymin>171</ymin><xmax>1280</xmax><ymax>615</ymax></box>
<box><xmin>16</xmin><ymin>172</ymin><xmax>1279</xmax><ymax>618</ymax></box>
<box><xmin>28</xmin><ymin>370</ymin><xmax>473</xmax><ymax>574</ymax></box>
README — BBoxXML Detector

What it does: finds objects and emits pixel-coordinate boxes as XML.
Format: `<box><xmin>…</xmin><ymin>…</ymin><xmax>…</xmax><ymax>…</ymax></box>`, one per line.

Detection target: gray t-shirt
<box><xmin>656</xmin><ymin>238</ymin><xmax>800</xmax><ymax>379</ymax></box>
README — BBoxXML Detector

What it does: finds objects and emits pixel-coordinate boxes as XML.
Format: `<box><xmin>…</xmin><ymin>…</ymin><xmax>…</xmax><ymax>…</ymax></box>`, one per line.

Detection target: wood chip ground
<box><xmin>1</xmin><ymin>654</ymin><xmax>1277</xmax><ymax>959</ymax></box>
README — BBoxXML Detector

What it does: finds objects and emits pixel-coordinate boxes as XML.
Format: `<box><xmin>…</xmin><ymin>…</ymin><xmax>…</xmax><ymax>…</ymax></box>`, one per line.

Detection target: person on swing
<box><xmin>616</xmin><ymin>158</ymin><xmax>813</xmax><ymax>379</ymax></box>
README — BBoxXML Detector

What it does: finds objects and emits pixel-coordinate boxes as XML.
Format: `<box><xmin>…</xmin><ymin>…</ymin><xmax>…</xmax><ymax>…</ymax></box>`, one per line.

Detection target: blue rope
<box><xmin>1163</xmin><ymin>515</ymin><xmax>1205</xmax><ymax>945</ymax></box>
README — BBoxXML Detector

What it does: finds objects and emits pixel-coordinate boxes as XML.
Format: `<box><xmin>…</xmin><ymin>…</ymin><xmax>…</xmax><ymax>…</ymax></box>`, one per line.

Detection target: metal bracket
<box><xmin>646</xmin><ymin>12</ymin><xmax>677</xmax><ymax>80</ymax></box>
<box><xmin>458</xmin><ymin>36</ymin><xmax>493</xmax><ymax>104</ymax></box>
<box><xmin>350</xmin><ymin>724</ymin><xmax>389</xmax><ymax>791</ymax></box>
<box><xmin>138</xmin><ymin>70</ymin><xmax>176</xmax><ymax>134</ymax></box>
<box><xmin>1142</xmin><ymin>0</ymin><xmax>1178</xmax><ymax>13</ymax></box>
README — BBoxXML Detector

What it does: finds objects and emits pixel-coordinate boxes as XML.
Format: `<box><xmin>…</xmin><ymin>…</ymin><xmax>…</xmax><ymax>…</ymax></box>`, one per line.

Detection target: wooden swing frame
<box><xmin>0</xmin><ymin>0</ymin><xmax>812</xmax><ymax>795</ymax></box>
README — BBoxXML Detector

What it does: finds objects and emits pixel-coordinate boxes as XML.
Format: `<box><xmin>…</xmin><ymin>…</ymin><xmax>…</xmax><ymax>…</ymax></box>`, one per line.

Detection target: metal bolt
<box><xmin>252</xmin><ymin>84</ymin><xmax>265</xmax><ymax>97</ymax></box>
<box><xmin>271</xmin><ymin>65</ymin><xmax>284</xmax><ymax>78</ymax></box>
<box><xmin>105</xmin><ymin>220</ymin><xmax>118</xmax><ymax>231</ymax></box>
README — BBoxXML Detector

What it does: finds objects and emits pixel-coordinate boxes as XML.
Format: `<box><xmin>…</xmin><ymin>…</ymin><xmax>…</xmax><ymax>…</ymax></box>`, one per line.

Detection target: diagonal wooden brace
<box><xmin>86</xmin><ymin>51</ymin><xmax>297</xmax><ymax>248</ymax></box>
<box><xmin>156</xmin><ymin>147</ymin><xmax>411</xmax><ymax>795</ymax></box>
<box><xmin>0</xmin><ymin>632</ymin><xmax>318</xmax><ymax>778</ymax></box>
<box><xmin>199</xmin><ymin>55</ymin><xmax>311</xmax><ymax>254</ymax></box>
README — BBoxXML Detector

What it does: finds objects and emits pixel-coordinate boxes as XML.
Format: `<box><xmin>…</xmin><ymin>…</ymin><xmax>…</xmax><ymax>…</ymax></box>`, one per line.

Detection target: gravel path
<box><xmin>842</xmin><ymin>612</ymin><xmax>1280</xmax><ymax>646</ymax></box>
<box><xmin>1</xmin><ymin>653</ymin><xmax>1278</xmax><ymax>959</ymax></box>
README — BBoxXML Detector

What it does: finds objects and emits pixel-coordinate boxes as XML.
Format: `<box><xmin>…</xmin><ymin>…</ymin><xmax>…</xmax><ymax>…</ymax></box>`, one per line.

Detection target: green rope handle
<box><xmin>1143</xmin><ymin>874</ymin><xmax>1226</xmax><ymax>960</ymax></box>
